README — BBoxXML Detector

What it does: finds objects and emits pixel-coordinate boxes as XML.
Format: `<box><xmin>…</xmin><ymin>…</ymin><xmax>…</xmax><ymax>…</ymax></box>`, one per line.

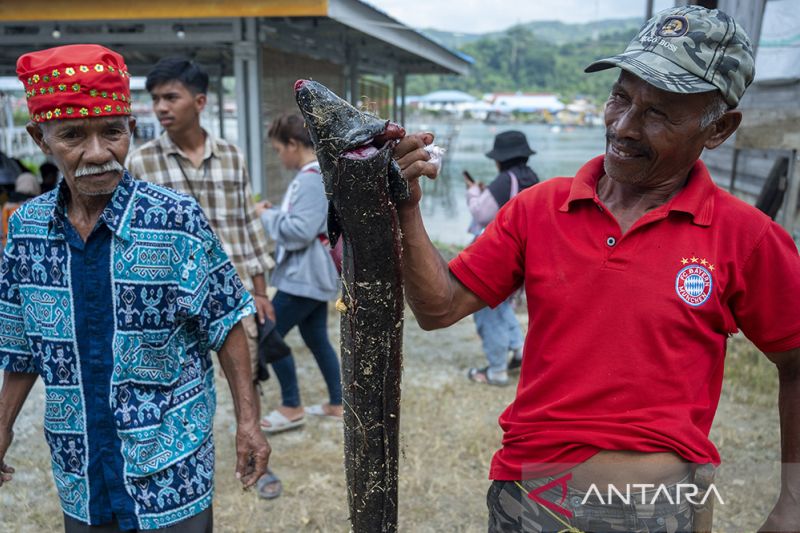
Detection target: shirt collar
<box><xmin>559</xmin><ymin>155</ymin><xmax>715</xmax><ymax>227</ymax></box>
<box><xmin>159</xmin><ymin>129</ymin><xmax>216</xmax><ymax>160</ymax></box>
<box><xmin>49</xmin><ymin>170</ymin><xmax>137</xmax><ymax>241</ymax></box>
<box><xmin>300</xmin><ymin>160</ymin><xmax>320</xmax><ymax>173</ymax></box>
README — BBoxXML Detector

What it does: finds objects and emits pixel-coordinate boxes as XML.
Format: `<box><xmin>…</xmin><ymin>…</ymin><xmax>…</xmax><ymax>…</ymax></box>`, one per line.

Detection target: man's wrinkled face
<box><xmin>31</xmin><ymin>116</ymin><xmax>134</xmax><ymax>199</ymax></box>
<box><xmin>603</xmin><ymin>71</ymin><xmax>719</xmax><ymax>189</ymax></box>
<box><xmin>150</xmin><ymin>80</ymin><xmax>205</xmax><ymax>135</ymax></box>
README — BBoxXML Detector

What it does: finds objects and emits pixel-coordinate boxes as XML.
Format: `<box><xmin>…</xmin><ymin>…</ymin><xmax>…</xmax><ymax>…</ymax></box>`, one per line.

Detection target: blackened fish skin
<box><xmin>295</xmin><ymin>79</ymin><xmax>407</xmax><ymax>533</ymax></box>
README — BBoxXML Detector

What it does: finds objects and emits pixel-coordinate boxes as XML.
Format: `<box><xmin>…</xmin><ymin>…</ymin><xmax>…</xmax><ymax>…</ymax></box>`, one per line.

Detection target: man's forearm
<box><xmin>217</xmin><ymin>323</ymin><xmax>259</xmax><ymax>426</ymax></box>
<box><xmin>398</xmin><ymin>205</ymin><xmax>482</xmax><ymax>330</ymax></box>
<box><xmin>776</xmin><ymin>349</ymin><xmax>800</xmax><ymax>491</ymax></box>
<box><xmin>251</xmin><ymin>273</ymin><xmax>267</xmax><ymax>296</ymax></box>
<box><xmin>0</xmin><ymin>372</ymin><xmax>37</xmax><ymax>431</ymax></box>
<box><xmin>393</xmin><ymin>131</ymin><xmax>485</xmax><ymax>330</ymax></box>
<box><xmin>760</xmin><ymin>348</ymin><xmax>800</xmax><ymax>531</ymax></box>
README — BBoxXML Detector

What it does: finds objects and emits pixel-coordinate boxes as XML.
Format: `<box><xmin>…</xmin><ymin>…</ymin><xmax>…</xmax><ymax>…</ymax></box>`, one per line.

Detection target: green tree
<box><xmin>405</xmin><ymin>24</ymin><xmax>637</xmax><ymax>105</ymax></box>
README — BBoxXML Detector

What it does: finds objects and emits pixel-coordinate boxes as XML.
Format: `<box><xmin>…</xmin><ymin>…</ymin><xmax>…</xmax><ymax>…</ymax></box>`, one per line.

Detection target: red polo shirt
<box><xmin>450</xmin><ymin>156</ymin><xmax>800</xmax><ymax>480</ymax></box>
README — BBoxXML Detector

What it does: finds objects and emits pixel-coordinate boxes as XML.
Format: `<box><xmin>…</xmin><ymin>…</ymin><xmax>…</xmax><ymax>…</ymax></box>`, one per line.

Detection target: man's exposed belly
<box><xmin>567</xmin><ymin>450</ymin><xmax>692</xmax><ymax>490</ymax></box>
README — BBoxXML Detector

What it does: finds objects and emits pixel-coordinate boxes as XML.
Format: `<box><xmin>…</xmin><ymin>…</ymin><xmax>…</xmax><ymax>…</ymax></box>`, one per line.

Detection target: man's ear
<box><xmin>128</xmin><ymin>116</ymin><xmax>137</xmax><ymax>134</ymax></box>
<box><xmin>195</xmin><ymin>92</ymin><xmax>207</xmax><ymax>112</ymax></box>
<box><xmin>704</xmin><ymin>110</ymin><xmax>742</xmax><ymax>150</ymax></box>
<box><xmin>26</xmin><ymin>122</ymin><xmax>51</xmax><ymax>155</ymax></box>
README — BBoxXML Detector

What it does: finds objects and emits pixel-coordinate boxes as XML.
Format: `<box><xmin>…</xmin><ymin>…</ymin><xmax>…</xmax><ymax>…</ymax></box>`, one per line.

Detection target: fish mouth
<box><xmin>294</xmin><ymin>78</ymin><xmax>406</xmax><ymax>160</ymax></box>
<box><xmin>342</xmin><ymin>122</ymin><xmax>406</xmax><ymax>160</ymax></box>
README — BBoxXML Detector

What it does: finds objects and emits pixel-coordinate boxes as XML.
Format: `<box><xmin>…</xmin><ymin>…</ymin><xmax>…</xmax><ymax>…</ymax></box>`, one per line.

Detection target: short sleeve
<box><xmin>180</xmin><ymin>203</ymin><xmax>255</xmax><ymax>352</ymax></box>
<box><xmin>0</xmin><ymin>215</ymin><xmax>36</xmax><ymax>373</ymax></box>
<box><xmin>730</xmin><ymin>221</ymin><xmax>800</xmax><ymax>353</ymax></box>
<box><xmin>449</xmin><ymin>196</ymin><xmax>527</xmax><ymax>308</ymax></box>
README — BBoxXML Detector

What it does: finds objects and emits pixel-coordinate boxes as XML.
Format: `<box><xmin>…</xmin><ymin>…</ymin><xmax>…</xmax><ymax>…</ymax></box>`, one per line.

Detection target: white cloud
<box><xmin>363</xmin><ymin>0</ymin><xmax>675</xmax><ymax>34</ymax></box>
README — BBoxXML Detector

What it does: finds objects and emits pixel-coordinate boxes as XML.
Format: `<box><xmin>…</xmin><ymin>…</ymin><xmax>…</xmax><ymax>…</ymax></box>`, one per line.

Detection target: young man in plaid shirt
<box><xmin>126</xmin><ymin>57</ymin><xmax>282</xmax><ymax>499</ymax></box>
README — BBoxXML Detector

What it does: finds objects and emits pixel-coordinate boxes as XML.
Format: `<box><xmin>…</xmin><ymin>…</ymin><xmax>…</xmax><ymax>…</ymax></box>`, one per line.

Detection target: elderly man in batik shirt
<box><xmin>0</xmin><ymin>44</ymin><xmax>269</xmax><ymax>532</ymax></box>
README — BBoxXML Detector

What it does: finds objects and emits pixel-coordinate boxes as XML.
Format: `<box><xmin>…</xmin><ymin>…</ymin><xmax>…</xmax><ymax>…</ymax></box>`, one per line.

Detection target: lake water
<box><xmin>408</xmin><ymin>121</ymin><xmax>607</xmax><ymax>245</ymax></box>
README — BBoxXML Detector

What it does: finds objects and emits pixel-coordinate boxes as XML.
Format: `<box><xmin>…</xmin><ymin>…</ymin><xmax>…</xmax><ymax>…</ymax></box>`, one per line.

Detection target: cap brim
<box><xmin>585</xmin><ymin>51</ymin><xmax>717</xmax><ymax>95</ymax></box>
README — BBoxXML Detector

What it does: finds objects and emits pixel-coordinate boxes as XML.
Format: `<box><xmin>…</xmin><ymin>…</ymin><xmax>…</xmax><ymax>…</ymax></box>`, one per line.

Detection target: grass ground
<box><xmin>0</xmin><ymin>309</ymin><xmax>782</xmax><ymax>532</ymax></box>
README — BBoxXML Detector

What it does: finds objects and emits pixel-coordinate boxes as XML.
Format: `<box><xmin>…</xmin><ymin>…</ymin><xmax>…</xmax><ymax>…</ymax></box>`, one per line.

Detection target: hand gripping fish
<box><xmin>295</xmin><ymin>79</ymin><xmax>408</xmax><ymax>532</ymax></box>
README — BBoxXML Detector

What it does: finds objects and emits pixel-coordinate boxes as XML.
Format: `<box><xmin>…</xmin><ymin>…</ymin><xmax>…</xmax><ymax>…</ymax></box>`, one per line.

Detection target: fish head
<box><xmin>294</xmin><ymin>79</ymin><xmax>406</xmax><ymax>177</ymax></box>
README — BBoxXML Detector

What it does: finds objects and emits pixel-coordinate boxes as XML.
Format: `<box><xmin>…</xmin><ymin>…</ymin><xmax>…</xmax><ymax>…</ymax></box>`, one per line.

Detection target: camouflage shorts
<box><xmin>487</xmin><ymin>475</ymin><xmax>694</xmax><ymax>533</ymax></box>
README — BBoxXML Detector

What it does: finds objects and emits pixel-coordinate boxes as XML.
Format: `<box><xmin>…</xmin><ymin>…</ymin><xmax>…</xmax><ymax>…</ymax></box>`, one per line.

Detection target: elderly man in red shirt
<box><xmin>394</xmin><ymin>6</ymin><xmax>800</xmax><ymax>532</ymax></box>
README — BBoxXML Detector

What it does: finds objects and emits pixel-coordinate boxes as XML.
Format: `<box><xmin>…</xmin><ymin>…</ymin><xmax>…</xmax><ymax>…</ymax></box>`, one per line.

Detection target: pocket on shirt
<box><xmin>115</xmin><ymin>381</ymin><xmax>212</xmax><ymax>477</ymax></box>
<box><xmin>113</xmin><ymin>328</ymin><xmax>184</xmax><ymax>386</ymax></box>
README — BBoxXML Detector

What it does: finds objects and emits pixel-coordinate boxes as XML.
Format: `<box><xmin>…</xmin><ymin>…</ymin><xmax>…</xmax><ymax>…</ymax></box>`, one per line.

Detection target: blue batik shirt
<box><xmin>0</xmin><ymin>172</ymin><xmax>255</xmax><ymax>529</ymax></box>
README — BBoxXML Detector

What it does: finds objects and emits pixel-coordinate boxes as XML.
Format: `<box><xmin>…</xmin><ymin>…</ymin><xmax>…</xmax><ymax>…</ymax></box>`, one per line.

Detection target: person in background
<box><xmin>0</xmin><ymin>151</ymin><xmax>24</xmax><ymax>199</ymax></box>
<box><xmin>391</xmin><ymin>6</ymin><xmax>800</xmax><ymax>531</ymax></box>
<box><xmin>8</xmin><ymin>171</ymin><xmax>40</xmax><ymax>202</ymax></box>
<box><xmin>2</xmin><ymin>173</ymin><xmax>40</xmax><ymax>251</ymax></box>
<box><xmin>0</xmin><ymin>44</ymin><xmax>269</xmax><ymax>532</ymax></box>
<box><xmin>39</xmin><ymin>161</ymin><xmax>59</xmax><ymax>193</ymax></box>
<box><xmin>256</xmin><ymin>113</ymin><xmax>341</xmax><ymax>432</ymax></box>
<box><xmin>464</xmin><ymin>131</ymin><xmax>539</xmax><ymax>386</ymax></box>
<box><xmin>126</xmin><ymin>57</ymin><xmax>283</xmax><ymax>500</ymax></box>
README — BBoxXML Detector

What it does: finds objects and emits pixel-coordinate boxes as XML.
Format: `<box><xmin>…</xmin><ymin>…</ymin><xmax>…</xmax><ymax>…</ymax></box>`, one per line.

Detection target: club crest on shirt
<box><xmin>675</xmin><ymin>257</ymin><xmax>714</xmax><ymax>307</ymax></box>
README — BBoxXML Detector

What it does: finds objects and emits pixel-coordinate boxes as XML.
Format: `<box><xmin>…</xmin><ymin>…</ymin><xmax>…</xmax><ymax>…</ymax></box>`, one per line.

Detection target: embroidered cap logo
<box><xmin>657</xmin><ymin>16</ymin><xmax>689</xmax><ymax>37</ymax></box>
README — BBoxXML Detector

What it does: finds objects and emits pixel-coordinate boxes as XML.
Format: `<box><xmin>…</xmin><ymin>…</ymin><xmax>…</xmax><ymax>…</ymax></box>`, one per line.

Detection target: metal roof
<box><xmin>418</xmin><ymin>90</ymin><xmax>477</xmax><ymax>103</ymax></box>
<box><xmin>0</xmin><ymin>0</ymin><xmax>471</xmax><ymax>77</ymax></box>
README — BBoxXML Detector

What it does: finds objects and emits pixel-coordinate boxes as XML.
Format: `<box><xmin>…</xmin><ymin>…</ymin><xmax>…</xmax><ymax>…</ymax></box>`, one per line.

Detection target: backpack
<box><xmin>318</xmin><ymin>233</ymin><xmax>343</xmax><ymax>274</ymax></box>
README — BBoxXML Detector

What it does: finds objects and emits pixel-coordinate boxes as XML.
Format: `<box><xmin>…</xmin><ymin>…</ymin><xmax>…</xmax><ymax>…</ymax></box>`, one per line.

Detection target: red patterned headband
<box><xmin>17</xmin><ymin>44</ymin><xmax>131</xmax><ymax>123</ymax></box>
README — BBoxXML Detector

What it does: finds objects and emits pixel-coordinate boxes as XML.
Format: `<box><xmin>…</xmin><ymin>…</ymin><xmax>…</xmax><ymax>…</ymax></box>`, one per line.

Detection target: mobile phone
<box><xmin>463</xmin><ymin>170</ymin><xmax>475</xmax><ymax>184</ymax></box>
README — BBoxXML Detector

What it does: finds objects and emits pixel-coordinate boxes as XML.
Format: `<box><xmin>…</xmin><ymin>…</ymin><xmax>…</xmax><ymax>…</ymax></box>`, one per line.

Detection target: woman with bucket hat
<box><xmin>464</xmin><ymin>130</ymin><xmax>539</xmax><ymax>386</ymax></box>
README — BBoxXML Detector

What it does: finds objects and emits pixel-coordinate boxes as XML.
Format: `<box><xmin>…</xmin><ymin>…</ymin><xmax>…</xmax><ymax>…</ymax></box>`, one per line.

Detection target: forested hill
<box><xmin>409</xmin><ymin>18</ymin><xmax>643</xmax><ymax>103</ymax></box>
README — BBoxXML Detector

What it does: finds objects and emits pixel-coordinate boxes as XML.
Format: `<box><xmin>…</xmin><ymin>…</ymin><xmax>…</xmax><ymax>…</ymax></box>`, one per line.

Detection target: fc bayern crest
<box><xmin>675</xmin><ymin>264</ymin><xmax>713</xmax><ymax>306</ymax></box>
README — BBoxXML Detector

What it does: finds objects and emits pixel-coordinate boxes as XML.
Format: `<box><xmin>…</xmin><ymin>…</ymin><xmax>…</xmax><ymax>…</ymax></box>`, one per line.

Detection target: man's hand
<box><xmin>0</xmin><ymin>371</ymin><xmax>36</xmax><ymax>489</ymax></box>
<box><xmin>253</xmin><ymin>294</ymin><xmax>275</xmax><ymax>325</ymax></box>
<box><xmin>235</xmin><ymin>421</ymin><xmax>270</xmax><ymax>489</ymax></box>
<box><xmin>251</xmin><ymin>274</ymin><xmax>275</xmax><ymax>325</ymax></box>
<box><xmin>393</xmin><ymin>132</ymin><xmax>439</xmax><ymax>209</ymax></box>
<box><xmin>0</xmin><ymin>426</ymin><xmax>14</xmax><ymax>488</ymax></box>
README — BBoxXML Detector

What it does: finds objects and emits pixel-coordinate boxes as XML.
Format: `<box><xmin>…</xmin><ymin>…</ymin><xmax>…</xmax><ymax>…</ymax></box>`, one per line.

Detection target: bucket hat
<box><xmin>485</xmin><ymin>130</ymin><xmax>535</xmax><ymax>162</ymax></box>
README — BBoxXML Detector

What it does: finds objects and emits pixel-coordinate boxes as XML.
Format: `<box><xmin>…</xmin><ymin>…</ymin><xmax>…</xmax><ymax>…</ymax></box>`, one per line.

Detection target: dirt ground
<box><xmin>0</xmin><ymin>307</ymin><xmax>783</xmax><ymax>532</ymax></box>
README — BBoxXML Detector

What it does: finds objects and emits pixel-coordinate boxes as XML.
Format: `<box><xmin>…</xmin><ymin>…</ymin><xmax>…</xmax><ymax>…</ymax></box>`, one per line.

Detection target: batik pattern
<box><xmin>0</xmin><ymin>173</ymin><xmax>254</xmax><ymax>528</ymax></box>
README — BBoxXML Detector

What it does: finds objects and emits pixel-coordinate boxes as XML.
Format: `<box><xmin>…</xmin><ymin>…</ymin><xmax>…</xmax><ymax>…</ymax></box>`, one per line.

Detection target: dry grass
<box><xmin>0</xmin><ymin>312</ymin><xmax>785</xmax><ymax>532</ymax></box>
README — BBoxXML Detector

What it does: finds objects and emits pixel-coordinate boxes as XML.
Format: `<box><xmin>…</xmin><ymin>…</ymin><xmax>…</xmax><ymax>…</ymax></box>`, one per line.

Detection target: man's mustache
<box><xmin>605</xmin><ymin>132</ymin><xmax>652</xmax><ymax>158</ymax></box>
<box><xmin>74</xmin><ymin>160</ymin><xmax>123</xmax><ymax>177</ymax></box>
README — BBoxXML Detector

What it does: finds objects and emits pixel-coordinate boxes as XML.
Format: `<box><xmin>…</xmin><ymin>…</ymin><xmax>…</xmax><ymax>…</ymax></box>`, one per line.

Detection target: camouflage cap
<box><xmin>585</xmin><ymin>5</ymin><xmax>755</xmax><ymax>106</ymax></box>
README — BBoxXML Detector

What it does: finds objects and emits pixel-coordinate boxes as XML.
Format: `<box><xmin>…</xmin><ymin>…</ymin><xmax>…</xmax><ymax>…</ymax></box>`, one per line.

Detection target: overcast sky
<box><xmin>363</xmin><ymin>0</ymin><xmax>674</xmax><ymax>34</ymax></box>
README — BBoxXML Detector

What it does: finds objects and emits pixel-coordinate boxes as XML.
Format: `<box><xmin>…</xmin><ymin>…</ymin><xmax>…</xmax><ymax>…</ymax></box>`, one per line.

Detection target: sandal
<box><xmin>467</xmin><ymin>366</ymin><xmax>509</xmax><ymax>387</ymax></box>
<box><xmin>305</xmin><ymin>404</ymin><xmax>343</xmax><ymax>419</ymax></box>
<box><xmin>256</xmin><ymin>468</ymin><xmax>282</xmax><ymax>500</ymax></box>
<box><xmin>260</xmin><ymin>410</ymin><xmax>305</xmax><ymax>434</ymax></box>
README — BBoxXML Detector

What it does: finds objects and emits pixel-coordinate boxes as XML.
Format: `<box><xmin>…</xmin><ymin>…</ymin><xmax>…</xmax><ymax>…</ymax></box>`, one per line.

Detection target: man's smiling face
<box><xmin>603</xmin><ymin>70</ymin><xmax>720</xmax><ymax>190</ymax></box>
